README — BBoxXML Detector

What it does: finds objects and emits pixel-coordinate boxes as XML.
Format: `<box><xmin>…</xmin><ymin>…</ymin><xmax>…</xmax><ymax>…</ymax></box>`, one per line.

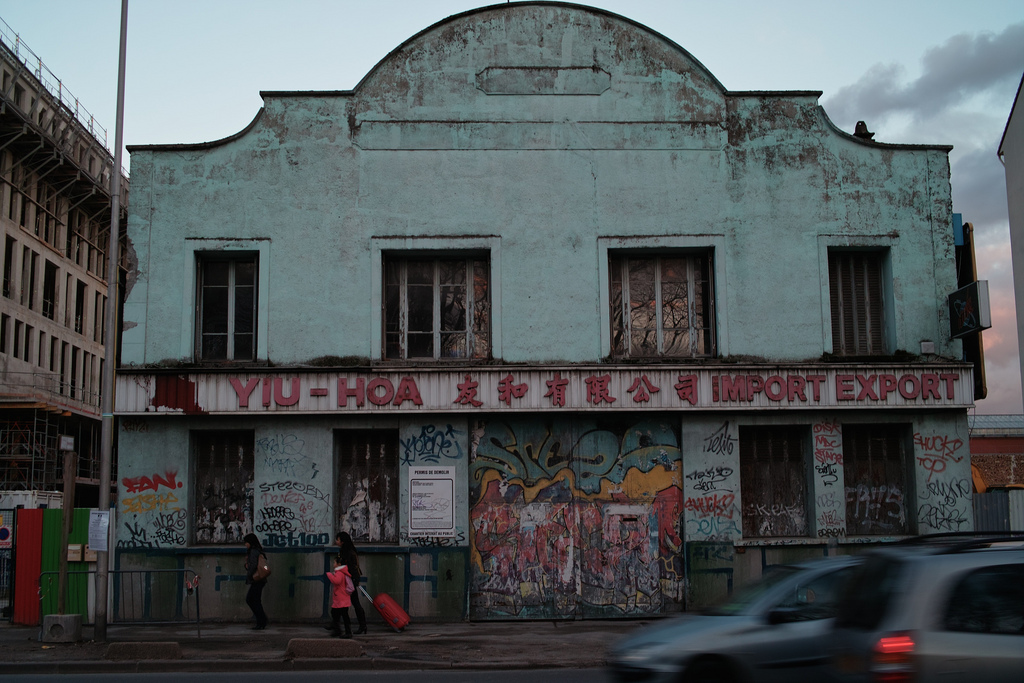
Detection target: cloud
<box><xmin>951</xmin><ymin>148</ymin><xmax>1010</xmax><ymax>232</ymax></box>
<box><xmin>823</xmin><ymin>23</ymin><xmax>1024</xmax><ymax>128</ymax></box>
<box><xmin>823</xmin><ymin>24</ymin><xmax>1024</xmax><ymax>415</ymax></box>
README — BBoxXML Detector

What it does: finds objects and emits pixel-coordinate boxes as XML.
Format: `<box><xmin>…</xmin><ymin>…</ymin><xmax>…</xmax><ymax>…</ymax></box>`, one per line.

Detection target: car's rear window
<box><xmin>943</xmin><ymin>563</ymin><xmax>1024</xmax><ymax>635</ymax></box>
<box><xmin>835</xmin><ymin>555</ymin><xmax>905</xmax><ymax>629</ymax></box>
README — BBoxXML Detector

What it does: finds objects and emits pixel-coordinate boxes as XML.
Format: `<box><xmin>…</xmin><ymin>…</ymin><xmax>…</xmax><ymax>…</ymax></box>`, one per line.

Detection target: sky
<box><xmin>2</xmin><ymin>0</ymin><xmax>1022</xmax><ymax>413</ymax></box>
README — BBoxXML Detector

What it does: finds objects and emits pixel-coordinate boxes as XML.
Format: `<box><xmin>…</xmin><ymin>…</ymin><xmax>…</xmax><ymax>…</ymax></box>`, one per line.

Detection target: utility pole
<box><xmin>96</xmin><ymin>0</ymin><xmax>128</xmax><ymax>643</ymax></box>
<box><xmin>57</xmin><ymin>444</ymin><xmax>77</xmax><ymax>615</ymax></box>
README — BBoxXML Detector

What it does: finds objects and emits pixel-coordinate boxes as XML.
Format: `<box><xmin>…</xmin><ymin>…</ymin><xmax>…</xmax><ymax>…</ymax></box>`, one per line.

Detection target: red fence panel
<box><xmin>13</xmin><ymin>509</ymin><xmax>42</xmax><ymax>625</ymax></box>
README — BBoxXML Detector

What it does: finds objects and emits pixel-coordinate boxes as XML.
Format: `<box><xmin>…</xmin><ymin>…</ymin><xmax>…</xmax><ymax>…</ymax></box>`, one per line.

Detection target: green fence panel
<box><xmin>39</xmin><ymin>509</ymin><xmax>92</xmax><ymax>618</ymax></box>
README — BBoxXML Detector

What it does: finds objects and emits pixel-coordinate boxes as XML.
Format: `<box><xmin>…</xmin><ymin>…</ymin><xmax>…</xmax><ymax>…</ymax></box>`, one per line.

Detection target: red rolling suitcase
<box><xmin>359</xmin><ymin>586</ymin><xmax>410</xmax><ymax>632</ymax></box>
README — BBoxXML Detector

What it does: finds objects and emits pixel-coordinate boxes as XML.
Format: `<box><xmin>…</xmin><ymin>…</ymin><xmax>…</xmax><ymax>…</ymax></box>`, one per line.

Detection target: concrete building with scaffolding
<box><xmin>0</xmin><ymin>19</ymin><xmax>128</xmax><ymax>507</ymax></box>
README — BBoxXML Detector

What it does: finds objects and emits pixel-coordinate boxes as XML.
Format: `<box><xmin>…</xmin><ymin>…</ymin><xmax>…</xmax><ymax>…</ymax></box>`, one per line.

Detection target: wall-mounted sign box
<box><xmin>949</xmin><ymin>280</ymin><xmax>991</xmax><ymax>339</ymax></box>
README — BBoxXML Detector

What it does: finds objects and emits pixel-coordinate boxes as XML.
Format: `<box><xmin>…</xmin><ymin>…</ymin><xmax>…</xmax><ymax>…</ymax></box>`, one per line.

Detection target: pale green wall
<box><xmin>122</xmin><ymin>4</ymin><xmax>958</xmax><ymax>368</ymax></box>
<box><xmin>114</xmin><ymin>3</ymin><xmax>967</xmax><ymax>620</ymax></box>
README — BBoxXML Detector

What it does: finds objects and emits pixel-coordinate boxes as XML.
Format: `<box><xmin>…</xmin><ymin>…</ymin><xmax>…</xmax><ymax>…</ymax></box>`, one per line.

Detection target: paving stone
<box><xmin>285</xmin><ymin>637</ymin><xmax>364</xmax><ymax>658</ymax></box>
<box><xmin>105</xmin><ymin>642</ymin><xmax>182</xmax><ymax>660</ymax></box>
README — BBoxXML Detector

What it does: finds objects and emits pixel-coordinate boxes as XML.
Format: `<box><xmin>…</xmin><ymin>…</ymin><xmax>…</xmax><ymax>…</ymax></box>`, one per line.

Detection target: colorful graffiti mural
<box><xmin>117</xmin><ymin>465</ymin><xmax>190</xmax><ymax>549</ymax></box>
<box><xmin>469</xmin><ymin>417</ymin><xmax>683</xmax><ymax>619</ymax></box>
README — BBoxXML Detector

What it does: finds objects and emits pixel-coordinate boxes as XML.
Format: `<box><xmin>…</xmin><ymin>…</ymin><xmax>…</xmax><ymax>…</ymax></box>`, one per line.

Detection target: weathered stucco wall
<box><xmin>122</xmin><ymin>4</ymin><xmax>957</xmax><ymax>368</ymax></box>
<box><xmin>115</xmin><ymin>414</ymin><xmax>472</xmax><ymax>620</ymax></box>
<box><xmin>115</xmin><ymin>4</ymin><xmax>968</xmax><ymax>621</ymax></box>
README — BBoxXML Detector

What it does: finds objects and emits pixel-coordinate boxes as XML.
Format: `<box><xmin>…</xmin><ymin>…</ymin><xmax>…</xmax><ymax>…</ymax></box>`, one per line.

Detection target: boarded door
<box><xmin>469</xmin><ymin>416</ymin><xmax>682</xmax><ymax>619</ymax></box>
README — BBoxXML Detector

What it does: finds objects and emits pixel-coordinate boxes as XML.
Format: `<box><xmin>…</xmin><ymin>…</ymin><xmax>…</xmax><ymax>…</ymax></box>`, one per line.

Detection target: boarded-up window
<box><xmin>335</xmin><ymin>430</ymin><xmax>399</xmax><ymax>543</ymax></box>
<box><xmin>193</xmin><ymin>431</ymin><xmax>254</xmax><ymax>544</ymax></box>
<box><xmin>740</xmin><ymin>426</ymin><xmax>808</xmax><ymax>538</ymax></box>
<box><xmin>829</xmin><ymin>250</ymin><xmax>885</xmax><ymax>356</ymax></box>
<box><xmin>610</xmin><ymin>252</ymin><xmax>715</xmax><ymax>357</ymax></box>
<box><xmin>843</xmin><ymin>425</ymin><xmax>908</xmax><ymax>535</ymax></box>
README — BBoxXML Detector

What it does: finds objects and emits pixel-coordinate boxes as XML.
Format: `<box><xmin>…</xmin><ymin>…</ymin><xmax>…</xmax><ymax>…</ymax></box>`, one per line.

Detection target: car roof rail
<box><xmin>891</xmin><ymin>531</ymin><xmax>1024</xmax><ymax>553</ymax></box>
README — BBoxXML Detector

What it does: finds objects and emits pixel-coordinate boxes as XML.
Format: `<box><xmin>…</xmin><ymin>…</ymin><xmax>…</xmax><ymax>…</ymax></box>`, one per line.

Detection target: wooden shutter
<box><xmin>829</xmin><ymin>251</ymin><xmax>884</xmax><ymax>355</ymax></box>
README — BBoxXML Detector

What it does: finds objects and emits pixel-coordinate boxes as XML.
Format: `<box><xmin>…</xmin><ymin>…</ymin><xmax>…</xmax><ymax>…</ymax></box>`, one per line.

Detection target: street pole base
<box><xmin>41</xmin><ymin>614</ymin><xmax>82</xmax><ymax>643</ymax></box>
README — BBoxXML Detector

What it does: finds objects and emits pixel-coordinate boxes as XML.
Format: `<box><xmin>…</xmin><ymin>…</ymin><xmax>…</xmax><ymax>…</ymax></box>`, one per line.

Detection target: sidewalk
<box><xmin>0</xmin><ymin>617</ymin><xmax>651</xmax><ymax>673</ymax></box>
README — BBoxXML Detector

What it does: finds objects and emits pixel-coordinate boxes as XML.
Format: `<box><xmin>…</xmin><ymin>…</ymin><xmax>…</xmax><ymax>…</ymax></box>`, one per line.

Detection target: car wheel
<box><xmin>682</xmin><ymin>658</ymin><xmax>737</xmax><ymax>683</ymax></box>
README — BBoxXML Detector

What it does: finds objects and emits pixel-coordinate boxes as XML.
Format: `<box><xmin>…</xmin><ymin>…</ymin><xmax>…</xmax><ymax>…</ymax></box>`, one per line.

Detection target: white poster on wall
<box><xmin>88</xmin><ymin>510</ymin><xmax>110</xmax><ymax>550</ymax></box>
<box><xmin>408</xmin><ymin>466</ymin><xmax>456</xmax><ymax>538</ymax></box>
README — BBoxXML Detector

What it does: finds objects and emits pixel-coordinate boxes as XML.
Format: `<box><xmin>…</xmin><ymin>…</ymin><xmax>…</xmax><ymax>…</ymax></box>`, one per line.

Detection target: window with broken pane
<box><xmin>610</xmin><ymin>252</ymin><xmax>714</xmax><ymax>357</ymax></box>
<box><xmin>384</xmin><ymin>256</ymin><xmax>490</xmax><ymax>360</ymax></box>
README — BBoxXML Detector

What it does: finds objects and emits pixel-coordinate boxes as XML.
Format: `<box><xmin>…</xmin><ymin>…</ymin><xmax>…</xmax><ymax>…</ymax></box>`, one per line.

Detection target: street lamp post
<box><xmin>96</xmin><ymin>0</ymin><xmax>128</xmax><ymax>643</ymax></box>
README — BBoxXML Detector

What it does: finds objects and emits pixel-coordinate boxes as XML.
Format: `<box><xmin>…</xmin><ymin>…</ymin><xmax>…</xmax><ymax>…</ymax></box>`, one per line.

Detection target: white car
<box><xmin>829</xmin><ymin>534</ymin><xmax>1024</xmax><ymax>683</ymax></box>
<box><xmin>608</xmin><ymin>555</ymin><xmax>861</xmax><ymax>683</ymax></box>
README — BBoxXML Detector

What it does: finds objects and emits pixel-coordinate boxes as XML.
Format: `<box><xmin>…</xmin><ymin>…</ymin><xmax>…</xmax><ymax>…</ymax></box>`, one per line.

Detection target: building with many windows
<box><xmin>115</xmin><ymin>3</ymin><xmax>973</xmax><ymax>622</ymax></box>
<box><xmin>0</xmin><ymin>19</ymin><xmax>128</xmax><ymax>506</ymax></box>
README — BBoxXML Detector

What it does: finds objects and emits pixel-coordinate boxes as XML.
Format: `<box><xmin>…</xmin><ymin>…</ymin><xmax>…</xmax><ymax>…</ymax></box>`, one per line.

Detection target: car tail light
<box><xmin>870</xmin><ymin>632</ymin><xmax>915</xmax><ymax>683</ymax></box>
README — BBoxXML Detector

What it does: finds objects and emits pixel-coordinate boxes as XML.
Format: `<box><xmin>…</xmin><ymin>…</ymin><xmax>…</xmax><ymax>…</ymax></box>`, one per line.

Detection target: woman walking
<box><xmin>336</xmin><ymin>531</ymin><xmax>367</xmax><ymax>633</ymax></box>
<box><xmin>243</xmin><ymin>533</ymin><xmax>269</xmax><ymax>630</ymax></box>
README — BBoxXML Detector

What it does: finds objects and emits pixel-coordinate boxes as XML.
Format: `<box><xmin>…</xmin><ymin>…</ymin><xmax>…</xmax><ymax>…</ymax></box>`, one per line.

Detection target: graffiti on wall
<box><xmin>469</xmin><ymin>417</ymin><xmax>683</xmax><ymax>619</ymax></box>
<box><xmin>914</xmin><ymin>430</ymin><xmax>970</xmax><ymax>532</ymax></box>
<box><xmin>256</xmin><ymin>433</ymin><xmax>332</xmax><ymax>547</ymax></box>
<box><xmin>684</xmin><ymin>422</ymin><xmax>740</xmax><ymax>541</ymax></box>
<box><xmin>400</xmin><ymin>424</ymin><xmax>464</xmax><ymax>464</ymax></box>
<box><xmin>918</xmin><ymin>477</ymin><xmax>971</xmax><ymax>532</ymax></box>
<box><xmin>914</xmin><ymin>432</ymin><xmax>965</xmax><ymax>482</ymax></box>
<box><xmin>812</xmin><ymin>421</ymin><xmax>845</xmax><ymax>538</ymax></box>
<box><xmin>117</xmin><ymin>468</ymin><xmax>189</xmax><ymax>548</ymax></box>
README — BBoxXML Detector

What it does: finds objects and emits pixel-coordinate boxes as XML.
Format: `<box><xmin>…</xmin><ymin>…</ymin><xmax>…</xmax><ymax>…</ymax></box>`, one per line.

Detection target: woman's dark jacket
<box><xmin>245</xmin><ymin>546</ymin><xmax>265</xmax><ymax>585</ymax></box>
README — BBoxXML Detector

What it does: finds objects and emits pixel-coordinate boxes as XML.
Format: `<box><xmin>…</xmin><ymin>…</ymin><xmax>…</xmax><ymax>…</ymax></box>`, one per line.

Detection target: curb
<box><xmin>0</xmin><ymin>653</ymin><xmax>610</xmax><ymax>675</ymax></box>
<box><xmin>0</xmin><ymin>656</ymin><xmax>591</xmax><ymax>674</ymax></box>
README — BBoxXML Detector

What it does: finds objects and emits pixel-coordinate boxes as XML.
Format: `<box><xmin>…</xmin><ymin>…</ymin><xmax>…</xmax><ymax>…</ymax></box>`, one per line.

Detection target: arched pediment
<box><xmin>351</xmin><ymin>2</ymin><xmax>728</xmax><ymax>130</ymax></box>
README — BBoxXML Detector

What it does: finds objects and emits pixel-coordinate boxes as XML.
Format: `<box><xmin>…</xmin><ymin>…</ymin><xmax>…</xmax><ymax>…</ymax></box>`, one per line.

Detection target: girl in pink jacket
<box><xmin>325</xmin><ymin>556</ymin><xmax>354</xmax><ymax>638</ymax></box>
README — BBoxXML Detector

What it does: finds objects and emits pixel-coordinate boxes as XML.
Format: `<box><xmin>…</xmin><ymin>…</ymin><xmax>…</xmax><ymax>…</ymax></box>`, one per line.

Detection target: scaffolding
<box><xmin>0</xmin><ymin>409</ymin><xmax>103</xmax><ymax>494</ymax></box>
<box><xmin>0</xmin><ymin>412</ymin><xmax>60</xmax><ymax>490</ymax></box>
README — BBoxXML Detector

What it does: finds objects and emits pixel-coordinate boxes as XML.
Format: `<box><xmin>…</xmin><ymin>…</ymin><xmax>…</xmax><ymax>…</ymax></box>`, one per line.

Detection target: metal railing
<box><xmin>0</xmin><ymin>17</ymin><xmax>109</xmax><ymax>152</ymax></box>
<box><xmin>0</xmin><ymin>372</ymin><xmax>102</xmax><ymax>411</ymax></box>
<box><xmin>38</xmin><ymin>568</ymin><xmax>202</xmax><ymax>637</ymax></box>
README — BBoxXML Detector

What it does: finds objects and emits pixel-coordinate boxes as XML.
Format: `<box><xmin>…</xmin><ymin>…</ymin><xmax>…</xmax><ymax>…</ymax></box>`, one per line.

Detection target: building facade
<box><xmin>116</xmin><ymin>3</ymin><xmax>973</xmax><ymax>622</ymax></box>
<box><xmin>998</xmin><ymin>74</ymin><xmax>1023</xmax><ymax>413</ymax></box>
<box><xmin>0</xmin><ymin>20</ymin><xmax>128</xmax><ymax>507</ymax></box>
